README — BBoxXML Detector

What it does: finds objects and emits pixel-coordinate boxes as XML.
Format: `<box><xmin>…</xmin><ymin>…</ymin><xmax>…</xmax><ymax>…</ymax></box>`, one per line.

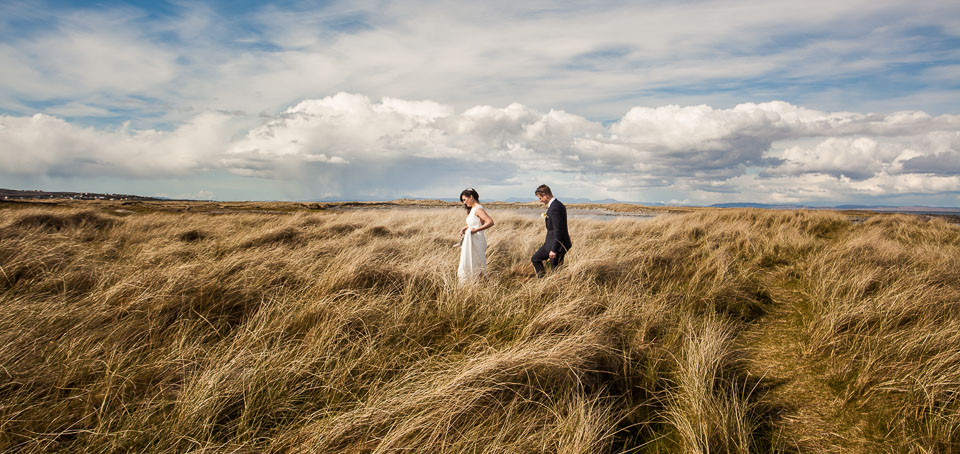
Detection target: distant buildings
<box><xmin>0</xmin><ymin>188</ymin><xmax>160</xmax><ymax>201</ymax></box>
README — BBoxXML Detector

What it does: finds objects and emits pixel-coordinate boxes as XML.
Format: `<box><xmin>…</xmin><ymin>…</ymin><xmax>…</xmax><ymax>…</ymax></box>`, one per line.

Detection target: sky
<box><xmin>1</xmin><ymin>0</ymin><xmax>959</xmax><ymax>205</ymax></box>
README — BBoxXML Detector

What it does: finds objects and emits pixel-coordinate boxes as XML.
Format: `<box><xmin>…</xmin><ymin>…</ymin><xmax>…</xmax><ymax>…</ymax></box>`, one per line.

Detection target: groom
<box><xmin>531</xmin><ymin>184</ymin><xmax>572</xmax><ymax>278</ymax></box>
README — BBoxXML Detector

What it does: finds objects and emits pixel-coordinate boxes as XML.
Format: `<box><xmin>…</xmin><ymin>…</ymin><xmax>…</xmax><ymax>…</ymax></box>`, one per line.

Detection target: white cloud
<box><xmin>0</xmin><ymin>112</ymin><xmax>238</xmax><ymax>177</ymax></box>
<box><xmin>3</xmin><ymin>0</ymin><xmax>958</xmax><ymax>204</ymax></box>
<box><xmin>729</xmin><ymin>172</ymin><xmax>960</xmax><ymax>204</ymax></box>
<box><xmin>769</xmin><ymin>128</ymin><xmax>960</xmax><ymax>182</ymax></box>
<box><xmin>0</xmin><ymin>14</ymin><xmax>177</xmax><ymax>101</ymax></box>
<box><xmin>174</xmin><ymin>190</ymin><xmax>215</xmax><ymax>200</ymax></box>
<box><xmin>774</xmin><ymin>137</ymin><xmax>907</xmax><ymax>179</ymax></box>
<box><xmin>225</xmin><ymin>93</ymin><xmax>449</xmax><ymax>172</ymax></box>
<box><xmin>224</xmin><ymin>93</ymin><xmax>602</xmax><ymax>177</ymax></box>
<box><xmin>904</xmin><ymin>155</ymin><xmax>960</xmax><ymax>176</ymax></box>
<box><xmin>2</xmin><ymin>0</ymin><xmax>958</xmax><ymax>126</ymax></box>
<box><xmin>43</xmin><ymin>102</ymin><xmax>117</xmax><ymax>118</ymax></box>
<box><xmin>2</xmin><ymin>94</ymin><xmax>959</xmax><ymax>203</ymax></box>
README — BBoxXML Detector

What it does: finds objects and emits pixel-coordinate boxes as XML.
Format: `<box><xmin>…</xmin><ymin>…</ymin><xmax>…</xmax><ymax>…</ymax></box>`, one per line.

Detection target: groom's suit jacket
<box><xmin>544</xmin><ymin>199</ymin><xmax>572</xmax><ymax>254</ymax></box>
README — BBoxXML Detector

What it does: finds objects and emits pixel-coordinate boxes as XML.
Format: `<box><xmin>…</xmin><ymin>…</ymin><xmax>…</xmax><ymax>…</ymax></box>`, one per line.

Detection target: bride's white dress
<box><xmin>458</xmin><ymin>205</ymin><xmax>487</xmax><ymax>283</ymax></box>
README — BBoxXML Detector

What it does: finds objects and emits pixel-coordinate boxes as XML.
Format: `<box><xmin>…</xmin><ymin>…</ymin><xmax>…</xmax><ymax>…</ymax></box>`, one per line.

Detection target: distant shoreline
<box><xmin>2</xmin><ymin>188</ymin><xmax>959</xmax><ymax>221</ymax></box>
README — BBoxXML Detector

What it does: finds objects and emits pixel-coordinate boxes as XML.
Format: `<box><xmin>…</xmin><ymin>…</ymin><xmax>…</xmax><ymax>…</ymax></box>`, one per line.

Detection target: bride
<box><xmin>457</xmin><ymin>188</ymin><xmax>495</xmax><ymax>283</ymax></box>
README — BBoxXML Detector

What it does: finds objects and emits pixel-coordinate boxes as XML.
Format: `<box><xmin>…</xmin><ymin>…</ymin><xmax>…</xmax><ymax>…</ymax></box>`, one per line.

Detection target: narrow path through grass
<box><xmin>741</xmin><ymin>262</ymin><xmax>887</xmax><ymax>452</ymax></box>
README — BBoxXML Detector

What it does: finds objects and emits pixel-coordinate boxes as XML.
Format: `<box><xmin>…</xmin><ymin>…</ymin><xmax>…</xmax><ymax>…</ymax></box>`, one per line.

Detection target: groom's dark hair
<box><xmin>535</xmin><ymin>184</ymin><xmax>552</xmax><ymax>196</ymax></box>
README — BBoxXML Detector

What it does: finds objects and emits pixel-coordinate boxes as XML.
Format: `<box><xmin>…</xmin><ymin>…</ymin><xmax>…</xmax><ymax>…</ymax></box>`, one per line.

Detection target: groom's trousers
<box><xmin>532</xmin><ymin>244</ymin><xmax>565</xmax><ymax>278</ymax></box>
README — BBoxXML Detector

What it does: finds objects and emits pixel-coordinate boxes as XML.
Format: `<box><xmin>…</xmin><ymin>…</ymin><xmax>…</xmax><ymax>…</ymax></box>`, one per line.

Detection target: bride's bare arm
<box><xmin>471</xmin><ymin>208</ymin><xmax>495</xmax><ymax>233</ymax></box>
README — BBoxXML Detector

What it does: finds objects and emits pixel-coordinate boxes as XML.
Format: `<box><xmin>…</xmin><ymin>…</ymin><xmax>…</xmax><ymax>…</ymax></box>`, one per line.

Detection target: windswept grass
<box><xmin>0</xmin><ymin>204</ymin><xmax>958</xmax><ymax>452</ymax></box>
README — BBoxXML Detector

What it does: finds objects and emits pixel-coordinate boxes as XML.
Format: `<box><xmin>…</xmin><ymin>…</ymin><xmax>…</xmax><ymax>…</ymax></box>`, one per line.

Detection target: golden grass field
<box><xmin>1</xmin><ymin>199</ymin><xmax>958</xmax><ymax>452</ymax></box>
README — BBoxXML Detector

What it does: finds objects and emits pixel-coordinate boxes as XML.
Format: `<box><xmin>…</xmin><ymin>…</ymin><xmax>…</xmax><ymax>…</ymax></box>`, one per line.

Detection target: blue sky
<box><xmin>1</xmin><ymin>0</ymin><xmax>959</xmax><ymax>204</ymax></box>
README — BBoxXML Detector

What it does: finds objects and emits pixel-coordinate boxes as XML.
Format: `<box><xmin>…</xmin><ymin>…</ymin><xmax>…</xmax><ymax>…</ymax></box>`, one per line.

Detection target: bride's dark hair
<box><xmin>459</xmin><ymin>188</ymin><xmax>480</xmax><ymax>212</ymax></box>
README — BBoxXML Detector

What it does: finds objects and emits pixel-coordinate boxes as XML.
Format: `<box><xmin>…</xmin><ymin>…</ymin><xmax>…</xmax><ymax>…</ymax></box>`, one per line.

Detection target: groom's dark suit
<box><xmin>532</xmin><ymin>198</ymin><xmax>572</xmax><ymax>277</ymax></box>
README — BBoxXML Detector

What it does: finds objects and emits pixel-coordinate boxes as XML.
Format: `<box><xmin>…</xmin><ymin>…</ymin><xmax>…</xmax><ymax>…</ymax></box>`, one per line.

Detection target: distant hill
<box><xmin>710</xmin><ymin>203</ymin><xmax>807</xmax><ymax>210</ymax></box>
<box><xmin>710</xmin><ymin>202</ymin><xmax>960</xmax><ymax>214</ymax></box>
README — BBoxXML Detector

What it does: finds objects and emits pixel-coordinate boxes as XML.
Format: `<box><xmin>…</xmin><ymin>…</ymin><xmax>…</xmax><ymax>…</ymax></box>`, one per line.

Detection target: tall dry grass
<box><xmin>0</xmin><ymin>204</ymin><xmax>958</xmax><ymax>452</ymax></box>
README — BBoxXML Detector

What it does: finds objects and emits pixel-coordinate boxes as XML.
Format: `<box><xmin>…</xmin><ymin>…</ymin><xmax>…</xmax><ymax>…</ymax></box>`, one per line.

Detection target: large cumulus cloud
<box><xmin>0</xmin><ymin>112</ymin><xmax>237</xmax><ymax>177</ymax></box>
<box><xmin>2</xmin><ymin>93</ymin><xmax>959</xmax><ymax>202</ymax></box>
